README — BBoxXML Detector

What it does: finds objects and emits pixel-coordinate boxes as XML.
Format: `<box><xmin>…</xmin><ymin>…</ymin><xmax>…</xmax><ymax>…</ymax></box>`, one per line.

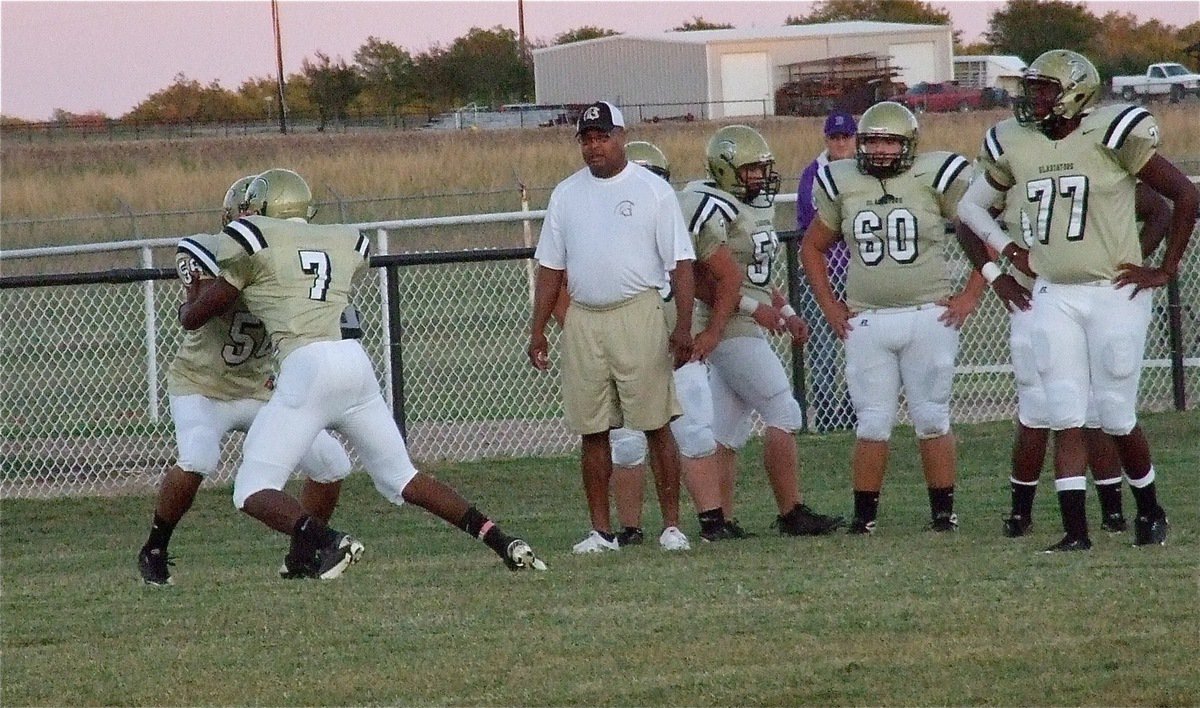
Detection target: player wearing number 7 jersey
<box><xmin>138</xmin><ymin>175</ymin><xmax>353</xmax><ymax>586</ymax></box>
<box><xmin>955</xmin><ymin>49</ymin><xmax>1198</xmax><ymax>551</ymax></box>
<box><xmin>179</xmin><ymin>168</ymin><xmax>547</xmax><ymax>579</ymax></box>
<box><xmin>801</xmin><ymin>101</ymin><xmax>985</xmax><ymax>536</ymax></box>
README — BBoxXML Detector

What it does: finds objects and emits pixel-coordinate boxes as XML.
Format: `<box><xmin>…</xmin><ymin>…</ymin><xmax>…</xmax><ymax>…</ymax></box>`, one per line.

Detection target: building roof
<box><xmin>533</xmin><ymin>21</ymin><xmax>950</xmax><ymax>56</ymax></box>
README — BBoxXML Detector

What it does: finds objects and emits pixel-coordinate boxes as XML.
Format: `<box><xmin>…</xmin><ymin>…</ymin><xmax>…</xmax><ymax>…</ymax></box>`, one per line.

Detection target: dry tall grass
<box><xmin>2</xmin><ymin>104</ymin><xmax>1197</xmax><ymax>239</ymax></box>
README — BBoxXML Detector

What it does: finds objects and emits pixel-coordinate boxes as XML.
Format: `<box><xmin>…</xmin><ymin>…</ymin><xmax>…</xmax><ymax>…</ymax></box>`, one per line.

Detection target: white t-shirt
<box><xmin>535</xmin><ymin>162</ymin><xmax>694</xmax><ymax>307</ymax></box>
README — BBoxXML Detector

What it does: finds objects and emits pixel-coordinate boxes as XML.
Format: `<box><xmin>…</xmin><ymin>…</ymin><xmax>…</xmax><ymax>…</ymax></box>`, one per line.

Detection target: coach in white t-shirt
<box><xmin>528</xmin><ymin>100</ymin><xmax>697</xmax><ymax>554</ymax></box>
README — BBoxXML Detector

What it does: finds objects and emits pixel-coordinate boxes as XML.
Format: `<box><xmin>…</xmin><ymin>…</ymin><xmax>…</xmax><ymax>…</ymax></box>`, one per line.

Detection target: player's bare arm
<box><xmin>668</xmin><ymin>258</ymin><xmax>695</xmax><ymax>367</ymax></box>
<box><xmin>771</xmin><ymin>286</ymin><xmax>809</xmax><ymax>346</ymax></box>
<box><xmin>178</xmin><ymin>277</ymin><xmax>240</xmax><ymax>330</ymax></box>
<box><xmin>1135</xmin><ymin>182</ymin><xmax>1171</xmax><ymax>259</ymax></box>
<box><xmin>799</xmin><ymin>218</ymin><xmax>853</xmax><ymax>339</ymax></box>
<box><xmin>528</xmin><ymin>265</ymin><xmax>564</xmax><ymax>371</ymax></box>
<box><xmin>1115</xmin><ymin>154</ymin><xmax>1200</xmax><ymax>296</ymax></box>
<box><xmin>690</xmin><ymin>245</ymin><xmax>741</xmax><ymax>360</ymax></box>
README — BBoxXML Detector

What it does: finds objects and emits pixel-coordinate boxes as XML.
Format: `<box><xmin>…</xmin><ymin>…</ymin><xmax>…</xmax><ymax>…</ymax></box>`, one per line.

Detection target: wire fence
<box><xmin>2</xmin><ymin>197</ymin><xmax>1198</xmax><ymax>499</ymax></box>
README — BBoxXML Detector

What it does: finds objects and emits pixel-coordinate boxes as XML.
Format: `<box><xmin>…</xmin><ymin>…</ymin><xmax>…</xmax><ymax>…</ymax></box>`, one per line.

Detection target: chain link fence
<box><xmin>2</xmin><ymin>204</ymin><xmax>1198</xmax><ymax>499</ymax></box>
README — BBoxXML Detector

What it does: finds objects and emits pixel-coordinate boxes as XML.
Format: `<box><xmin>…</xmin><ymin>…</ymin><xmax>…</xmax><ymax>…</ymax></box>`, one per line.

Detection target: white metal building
<box><xmin>532</xmin><ymin>22</ymin><xmax>954</xmax><ymax>120</ymax></box>
<box><xmin>953</xmin><ymin>55</ymin><xmax>1027</xmax><ymax>93</ymax></box>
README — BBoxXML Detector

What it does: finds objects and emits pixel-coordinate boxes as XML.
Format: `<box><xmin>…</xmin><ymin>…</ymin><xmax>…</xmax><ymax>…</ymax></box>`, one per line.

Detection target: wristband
<box><xmin>780</xmin><ymin>304</ymin><xmax>797</xmax><ymax>318</ymax></box>
<box><xmin>738</xmin><ymin>295</ymin><xmax>759</xmax><ymax>315</ymax></box>
<box><xmin>980</xmin><ymin>261</ymin><xmax>1002</xmax><ymax>284</ymax></box>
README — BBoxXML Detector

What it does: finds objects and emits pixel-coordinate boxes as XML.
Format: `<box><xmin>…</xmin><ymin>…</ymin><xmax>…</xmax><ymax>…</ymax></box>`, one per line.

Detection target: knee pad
<box><xmin>231</xmin><ymin>461</ymin><xmax>291</xmax><ymax>510</ymax></box>
<box><xmin>610</xmin><ymin>428</ymin><xmax>648</xmax><ymax>467</ymax></box>
<box><xmin>910</xmin><ymin>401</ymin><xmax>951</xmax><ymax>439</ymax></box>
<box><xmin>1103</xmin><ymin>338</ymin><xmax>1140</xmax><ymax>380</ymax></box>
<box><xmin>175</xmin><ymin>430</ymin><xmax>222</xmax><ymax>478</ymax></box>
<box><xmin>1093</xmin><ymin>391</ymin><xmax>1137</xmax><ymax>436</ymax></box>
<box><xmin>759</xmin><ymin>390</ymin><xmax>803</xmax><ymax>433</ymax></box>
<box><xmin>299</xmin><ymin>432</ymin><xmax>353</xmax><ymax>483</ymax></box>
<box><xmin>1043</xmin><ymin>379</ymin><xmax>1087</xmax><ymax>429</ymax></box>
<box><xmin>370</xmin><ymin>464</ymin><xmax>418</xmax><ymax>505</ymax></box>
<box><xmin>855</xmin><ymin>408</ymin><xmax>895</xmax><ymax>442</ymax></box>
<box><xmin>672</xmin><ymin>414</ymin><xmax>716</xmax><ymax>459</ymax></box>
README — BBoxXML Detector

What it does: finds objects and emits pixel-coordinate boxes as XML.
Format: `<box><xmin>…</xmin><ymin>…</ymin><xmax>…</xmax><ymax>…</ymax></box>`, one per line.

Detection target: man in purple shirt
<box><xmin>795</xmin><ymin>111</ymin><xmax>857</xmax><ymax>432</ymax></box>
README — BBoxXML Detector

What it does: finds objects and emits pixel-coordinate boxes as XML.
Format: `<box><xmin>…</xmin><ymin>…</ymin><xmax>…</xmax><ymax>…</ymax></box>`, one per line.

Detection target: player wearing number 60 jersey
<box><xmin>182</xmin><ymin>168</ymin><xmax>546</xmax><ymax>580</ymax></box>
<box><xmin>683</xmin><ymin>124</ymin><xmax>843</xmax><ymax>538</ymax></box>
<box><xmin>137</xmin><ymin>176</ymin><xmax>352</xmax><ymax>587</ymax></box>
<box><xmin>956</xmin><ymin>49</ymin><xmax>1198</xmax><ymax>552</ymax></box>
<box><xmin>802</xmin><ymin>101</ymin><xmax>984</xmax><ymax>536</ymax></box>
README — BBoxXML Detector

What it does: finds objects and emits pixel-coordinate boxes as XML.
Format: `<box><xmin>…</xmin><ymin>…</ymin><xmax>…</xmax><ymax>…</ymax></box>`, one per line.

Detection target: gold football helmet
<box><xmin>221</xmin><ymin>175</ymin><xmax>256</xmax><ymax>226</ymax></box>
<box><xmin>1015</xmin><ymin>50</ymin><xmax>1100</xmax><ymax>129</ymax></box>
<box><xmin>625</xmin><ymin>141</ymin><xmax>671</xmax><ymax>181</ymax></box>
<box><xmin>855</xmin><ymin>101</ymin><xmax>919</xmax><ymax>177</ymax></box>
<box><xmin>242</xmin><ymin>168</ymin><xmax>317</xmax><ymax>221</ymax></box>
<box><xmin>706</xmin><ymin>124</ymin><xmax>780</xmax><ymax>207</ymax></box>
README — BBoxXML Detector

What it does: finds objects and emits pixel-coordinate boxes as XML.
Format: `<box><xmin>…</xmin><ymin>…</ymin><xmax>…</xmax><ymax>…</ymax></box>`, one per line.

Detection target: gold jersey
<box><xmin>167</xmin><ymin>233</ymin><xmax>274</xmax><ymax>401</ymax></box>
<box><xmin>814</xmin><ymin>151</ymin><xmax>972</xmax><ymax>310</ymax></box>
<box><xmin>978</xmin><ymin>104</ymin><xmax>1158</xmax><ymax>284</ymax></box>
<box><xmin>214</xmin><ymin>216</ymin><xmax>369</xmax><ymax>360</ymax></box>
<box><xmin>679</xmin><ymin>180</ymin><xmax>778</xmax><ymax>340</ymax></box>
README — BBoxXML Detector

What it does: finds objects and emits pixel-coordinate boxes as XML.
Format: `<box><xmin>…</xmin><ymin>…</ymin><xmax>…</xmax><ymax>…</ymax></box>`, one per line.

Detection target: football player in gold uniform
<box><xmin>684</xmin><ymin>124</ymin><xmax>843</xmax><ymax>537</ymax></box>
<box><xmin>956</xmin><ymin>50</ymin><xmax>1198</xmax><ymax>551</ymax></box>
<box><xmin>802</xmin><ymin>101</ymin><xmax>985</xmax><ymax>535</ymax></box>
<box><xmin>137</xmin><ymin>176</ymin><xmax>352</xmax><ymax>586</ymax></box>
<box><xmin>180</xmin><ymin>169</ymin><xmax>546</xmax><ymax>577</ymax></box>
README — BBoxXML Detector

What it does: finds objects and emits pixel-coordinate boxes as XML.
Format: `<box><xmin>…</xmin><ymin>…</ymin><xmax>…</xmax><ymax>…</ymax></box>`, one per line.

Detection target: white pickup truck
<box><xmin>1111</xmin><ymin>63</ymin><xmax>1200</xmax><ymax>102</ymax></box>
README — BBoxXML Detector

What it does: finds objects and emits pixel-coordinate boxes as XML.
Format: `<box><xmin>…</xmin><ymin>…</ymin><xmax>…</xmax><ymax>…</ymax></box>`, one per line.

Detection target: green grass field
<box><xmin>2</xmin><ymin>411</ymin><xmax>1197</xmax><ymax>706</ymax></box>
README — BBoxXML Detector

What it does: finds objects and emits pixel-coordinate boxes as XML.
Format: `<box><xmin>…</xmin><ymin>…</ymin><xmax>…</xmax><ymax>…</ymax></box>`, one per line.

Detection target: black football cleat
<box><xmin>1100</xmin><ymin>512</ymin><xmax>1127</xmax><ymax>534</ymax></box>
<box><xmin>137</xmin><ymin>546</ymin><xmax>174</xmax><ymax>586</ymax></box>
<box><xmin>1002</xmin><ymin>514</ymin><xmax>1032</xmax><ymax>538</ymax></box>
<box><xmin>1042</xmin><ymin>535</ymin><xmax>1092</xmax><ymax>553</ymax></box>
<box><xmin>846</xmin><ymin>518</ymin><xmax>877</xmax><ymax>535</ymax></box>
<box><xmin>615</xmin><ymin>527</ymin><xmax>644</xmax><ymax>547</ymax></box>
<box><xmin>926</xmin><ymin>512</ymin><xmax>959</xmax><ymax>533</ymax></box>
<box><xmin>1132</xmin><ymin>511</ymin><xmax>1169</xmax><ymax>547</ymax></box>
<box><xmin>773</xmin><ymin>504</ymin><xmax>844</xmax><ymax>536</ymax></box>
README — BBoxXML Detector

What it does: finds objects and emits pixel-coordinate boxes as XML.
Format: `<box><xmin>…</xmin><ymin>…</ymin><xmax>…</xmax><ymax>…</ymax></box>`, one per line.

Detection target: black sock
<box><xmin>698</xmin><ymin>507</ymin><xmax>726</xmax><ymax>534</ymax></box>
<box><xmin>459</xmin><ymin>506</ymin><xmax>513</xmax><ymax>557</ymax></box>
<box><xmin>928</xmin><ymin>486</ymin><xmax>955</xmax><ymax>518</ymax></box>
<box><xmin>1010</xmin><ymin>479</ymin><xmax>1037</xmax><ymax>519</ymax></box>
<box><xmin>1056</xmin><ymin>488</ymin><xmax>1088</xmax><ymax>539</ymax></box>
<box><xmin>291</xmin><ymin>515</ymin><xmax>330</xmax><ymax>557</ymax></box>
<box><xmin>145</xmin><ymin>513</ymin><xmax>177</xmax><ymax>551</ymax></box>
<box><xmin>1125</xmin><ymin>467</ymin><xmax>1161</xmax><ymax>518</ymax></box>
<box><xmin>1095</xmin><ymin>480</ymin><xmax>1123</xmax><ymax>518</ymax></box>
<box><xmin>853</xmin><ymin>490</ymin><xmax>880</xmax><ymax>523</ymax></box>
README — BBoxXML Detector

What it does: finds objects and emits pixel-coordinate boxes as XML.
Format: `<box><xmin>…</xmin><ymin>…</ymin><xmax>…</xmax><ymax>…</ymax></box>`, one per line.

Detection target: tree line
<box><xmin>4</xmin><ymin>0</ymin><xmax>1198</xmax><ymax>129</ymax></box>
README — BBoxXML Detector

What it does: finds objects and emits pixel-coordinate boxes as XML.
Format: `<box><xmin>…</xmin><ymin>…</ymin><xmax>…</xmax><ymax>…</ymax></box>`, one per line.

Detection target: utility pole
<box><xmin>271</xmin><ymin>0</ymin><xmax>288</xmax><ymax>134</ymax></box>
<box><xmin>518</xmin><ymin>0</ymin><xmax>529</xmax><ymax>63</ymax></box>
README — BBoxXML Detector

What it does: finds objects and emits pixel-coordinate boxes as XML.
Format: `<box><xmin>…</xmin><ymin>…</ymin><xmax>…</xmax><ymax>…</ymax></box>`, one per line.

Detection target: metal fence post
<box><xmin>518</xmin><ymin>179</ymin><xmax>536</xmax><ymax>306</ymax></box>
<box><xmin>327</xmin><ymin>185</ymin><xmax>348</xmax><ymax>223</ymax></box>
<box><xmin>782</xmin><ymin>231</ymin><xmax>809</xmax><ymax>432</ymax></box>
<box><xmin>1167</xmin><ymin>277</ymin><xmax>1187</xmax><ymax>410</ymax></box>
<box><xmin>376</xmin><ymin>228</ymin><xmax>393</xmax><ymax>406</ymax></box>
<box><xmin>141</xmin><ymin>246</ymin><xmax>160</xmax><ymax>423</ymax></box>
<box><xmin>385</xmin><ymin>263</ymin><xmax>407</xmax><ymax>438</ymax></box>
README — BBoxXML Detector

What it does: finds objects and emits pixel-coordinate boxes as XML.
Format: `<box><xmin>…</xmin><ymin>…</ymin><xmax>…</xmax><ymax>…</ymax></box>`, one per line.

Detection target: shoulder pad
<box><xmin>222</xmin><ymin>217</ymin><xmax>268</xmax><ymax>255</ymax></box>
<box><xmin>917</xmin><ymin>151</ymin><xmax>971</xmax><ymax>194</ymax></box>
<box><xmin>177</xmin><ymin>235</ymin><xmax>220</xmax><ymax>278</ymax></box>
<box><xmin>1095</xmin><ymin>104</ymin><xmax>1155</xmax><ymax>151</ymax></box>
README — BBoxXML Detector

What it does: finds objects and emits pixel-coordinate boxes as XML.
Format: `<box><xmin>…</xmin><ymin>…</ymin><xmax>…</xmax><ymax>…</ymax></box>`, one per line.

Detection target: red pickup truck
<box><xmin>897</xmin><ymin>82</ymin><xmax>1006</xmax><ymax>112</ymax></box>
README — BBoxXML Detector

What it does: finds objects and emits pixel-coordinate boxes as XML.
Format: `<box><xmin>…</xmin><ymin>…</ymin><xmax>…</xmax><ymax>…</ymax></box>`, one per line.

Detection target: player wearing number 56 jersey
<box><xmin>802</xmin><ymin>101</ymin><xmax>985</xmax><ymax>536</ymax></box>
<box><xmin>956</xmin><ymin>49</ymin><xmax>1198</xmax><ymax>551</ymax></box>
<box><xmin>137</xmin><ymin>176</ymin><xmax>352</xmax><ymax>586</ymax></box>
<box><xmin>181</xmin><ymin>168</ymin><xmax>546</xmax><ymax>579</ymax></box>
<box><xmin>684</xmin><ymin>124</ymin><xmax>843</xmax><ymax>538</ymax></box>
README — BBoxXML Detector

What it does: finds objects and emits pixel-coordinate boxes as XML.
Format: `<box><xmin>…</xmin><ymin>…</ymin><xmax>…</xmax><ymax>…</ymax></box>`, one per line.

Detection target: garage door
<box><xmin>719</xmin><ymin>52</ymin><xmax>771</xmax><ymax>118</ymax></box>
<box><xmin>889</xmin><ymin>42</ymin><xmax>938</xmax><ymax>86</ymax></box>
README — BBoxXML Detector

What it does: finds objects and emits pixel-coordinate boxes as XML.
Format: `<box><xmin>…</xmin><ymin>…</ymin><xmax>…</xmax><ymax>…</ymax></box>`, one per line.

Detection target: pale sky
<box><xmin>2</xmin><ymin>0</ymin><xmax>1197</xmax><ymax>121</ymax></box>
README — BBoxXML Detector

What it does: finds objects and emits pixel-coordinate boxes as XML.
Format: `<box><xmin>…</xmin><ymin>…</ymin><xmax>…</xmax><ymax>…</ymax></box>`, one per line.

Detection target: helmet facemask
<box><xmin>1014</xmin><ymin>50</ymin><xmax>1100</xmax><ymax>132</ymax></box>
<box><xmin>706</xmin><ymin>125</ymin><xmax>780</xmax><ymax>207</ymax></box>
<box><xmin>854</xmin><ymin>101</ymin><xmax>919</xmax><ymax>178</ymax></box>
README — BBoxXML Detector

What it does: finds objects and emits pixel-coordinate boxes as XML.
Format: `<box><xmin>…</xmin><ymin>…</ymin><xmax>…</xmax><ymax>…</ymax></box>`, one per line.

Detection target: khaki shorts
<box><xmin>561</xmin><ymin>289</ymin><xmax>680</xmax><ymax>435</ymax></box>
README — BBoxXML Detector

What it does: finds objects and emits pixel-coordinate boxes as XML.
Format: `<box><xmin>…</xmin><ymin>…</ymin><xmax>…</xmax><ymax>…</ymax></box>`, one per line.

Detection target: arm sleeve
<box><xmin>795</xmin><ymin>161</ymin><xmax>819</xmax><ymax>234</ymax></box>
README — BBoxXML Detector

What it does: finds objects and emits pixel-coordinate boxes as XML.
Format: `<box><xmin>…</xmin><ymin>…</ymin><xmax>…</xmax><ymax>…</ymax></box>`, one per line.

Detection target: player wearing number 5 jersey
<box><xmin>956</xmin><ymin>50</ymin><xmax>1198</xmax><ymax>551</ymax></box>
<box><xmin>802</xmin><ymin>101</ymin><xmax>985</xmax><ymax>535</ymax></box>
<box><xmin>684</xmin><ymin>124</ymin><xmax>843</xmax><ymax>537</ymax></box>
<box><xmin>137</xmin><ymin>176</ymin><xmax>352</xmax><ymax>586</ymax></box>
<box><xmin>180</xmin><ymin>168</ymin><xmax>546</xmax><ymax>579</ymax></box>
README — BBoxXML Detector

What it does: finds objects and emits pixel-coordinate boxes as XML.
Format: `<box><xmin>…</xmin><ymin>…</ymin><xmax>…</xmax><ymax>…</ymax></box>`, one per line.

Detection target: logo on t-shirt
<box><xmin>615</xmin><ymin>200</ymin><xmax>634</xmax><ymax>217</ymax></box>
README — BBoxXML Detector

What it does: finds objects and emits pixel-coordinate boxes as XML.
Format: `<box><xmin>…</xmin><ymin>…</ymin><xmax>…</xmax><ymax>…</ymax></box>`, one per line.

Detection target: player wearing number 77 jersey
<box><xmin>955</xmin><ymin>49</ymin><xmax>1198</xmax><ymax>551</ymax></box>
<box><xmin>801</xmin><ymin>101</ymin><xmax>985</xmax><ymax>535</ymax></box>
<box><xmin>179</xmin><ymin>168</ymin><xmax>547</xmax><ymax>579</ymax></box>
<box><xmin>137</xmin><ymin>175</ymin><xmax>353</xmax><ymax>586</ymax></box>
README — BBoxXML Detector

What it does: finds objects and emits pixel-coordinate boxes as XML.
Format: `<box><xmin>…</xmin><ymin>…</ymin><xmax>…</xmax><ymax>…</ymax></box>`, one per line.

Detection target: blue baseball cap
<box><xmin>824</xmin><ymin>111</ymin><xmax>857</xmax><ymax>137</ymax></box>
